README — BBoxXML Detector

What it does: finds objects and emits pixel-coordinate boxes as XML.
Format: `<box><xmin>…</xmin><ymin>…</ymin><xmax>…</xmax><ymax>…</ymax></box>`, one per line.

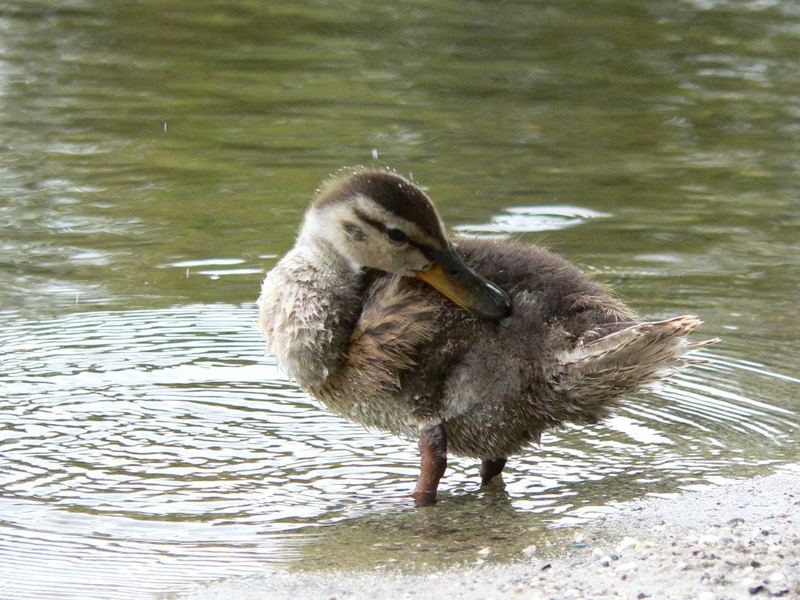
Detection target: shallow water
<box><xmin>1</xmin><ymin>1</ymin><xmax>799</xmax><ymax>599</ymax></box>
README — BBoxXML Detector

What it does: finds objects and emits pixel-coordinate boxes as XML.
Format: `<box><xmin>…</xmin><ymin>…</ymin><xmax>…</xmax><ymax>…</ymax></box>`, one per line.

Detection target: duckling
<box><xmin>258</xmin><ymin>169</ymin><xmax>717</xmax><ymax>506</ymax></box>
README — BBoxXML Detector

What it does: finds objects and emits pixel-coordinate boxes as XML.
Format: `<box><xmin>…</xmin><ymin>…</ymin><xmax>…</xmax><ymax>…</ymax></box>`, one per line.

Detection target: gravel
<box><xmin>180</xmin><ymin>464</ymin><xmax>800</xmax><ymax>600</ymax></box>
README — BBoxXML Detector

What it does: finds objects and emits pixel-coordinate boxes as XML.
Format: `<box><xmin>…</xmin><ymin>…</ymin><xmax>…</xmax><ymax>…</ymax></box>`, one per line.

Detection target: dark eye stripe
<box><xmin>353</xmin><ymin>208</ymin><xmax>388</xmax><ymax>234</ymax></box>
<box><xmin>342</xmin><ymin>221</ymin><xmax>367</xmax><ymax>242</ymax></box>
<box><xmin>416</xmin><ymin>243</ymin><xmax>440</xmax><ymax>261</ymax></box>
<box><xmin>353</xmin><ymin>207</ymin><xmax>439</xmax><ymax>256</ymax></box>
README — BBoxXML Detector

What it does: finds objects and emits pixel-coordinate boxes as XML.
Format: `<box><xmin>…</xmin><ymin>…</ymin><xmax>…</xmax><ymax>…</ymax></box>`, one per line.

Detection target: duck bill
<box><xmin>415</xmin><ymin>248</ymin><xmax>512</xmax><ymax>320</ymax></box>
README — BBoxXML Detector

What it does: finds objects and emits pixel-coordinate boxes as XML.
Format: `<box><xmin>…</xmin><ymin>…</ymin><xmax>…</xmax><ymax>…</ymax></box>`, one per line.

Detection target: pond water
<box><xmin>1</xmin><ymin>1</ymin><xmax>799</xmax><ymax>598</ymax></box>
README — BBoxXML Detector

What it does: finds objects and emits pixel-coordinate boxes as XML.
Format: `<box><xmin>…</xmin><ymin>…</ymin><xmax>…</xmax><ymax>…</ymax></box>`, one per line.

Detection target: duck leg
<box><xmin>480</xmin><ymin>458</ymin><xmax>507</xmax><ymax>486</ymax></box>
<box><xmin>412</xmin><ymin>423</ymin><xmax>447</xmax><ymax>507</ymax></box>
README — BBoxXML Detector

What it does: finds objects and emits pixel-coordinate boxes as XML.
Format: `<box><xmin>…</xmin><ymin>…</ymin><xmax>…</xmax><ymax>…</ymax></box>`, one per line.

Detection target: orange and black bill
<box><xmin>415</xmin><ymin>246</ymin><xmax>512</xmax><ymax>320</ymax></box>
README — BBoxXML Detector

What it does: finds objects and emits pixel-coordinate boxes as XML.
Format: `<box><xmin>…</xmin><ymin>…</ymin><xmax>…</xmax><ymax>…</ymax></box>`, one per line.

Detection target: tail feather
<box><xmin>552</xmin><ymin>315</ymin><xmax>719</xmax><ymax>411</ymax></box>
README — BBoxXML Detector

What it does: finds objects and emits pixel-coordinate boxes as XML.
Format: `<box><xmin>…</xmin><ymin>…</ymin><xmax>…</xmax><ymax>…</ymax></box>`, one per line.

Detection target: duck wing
<box><xmin>317</xmin><ymin>274</ymin><xmax>442</xmax><ymax>401</ymax></box>
<box><xmin>551</xmin><ymin>315</ymin><xmax>719</xmax><ymax>410</ymax></box>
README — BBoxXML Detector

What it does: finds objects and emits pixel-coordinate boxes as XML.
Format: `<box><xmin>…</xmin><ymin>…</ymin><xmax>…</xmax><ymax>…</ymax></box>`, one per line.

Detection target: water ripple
<box><xmin>0</xmin><ymin>304</ymin><xmax>797</xmax><ymax>598</ymax></box>
<box><xmin>453</xmin><ymin>205</ymin><xmax>611</xmax><ymax>237</ymax></box>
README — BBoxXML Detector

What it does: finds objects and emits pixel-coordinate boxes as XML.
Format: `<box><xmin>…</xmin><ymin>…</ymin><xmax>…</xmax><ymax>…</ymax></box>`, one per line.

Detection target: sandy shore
<box><xmin>183</xmin><ymin>464</ymin><xmax>800</xmax><ymax>599</ymax></box>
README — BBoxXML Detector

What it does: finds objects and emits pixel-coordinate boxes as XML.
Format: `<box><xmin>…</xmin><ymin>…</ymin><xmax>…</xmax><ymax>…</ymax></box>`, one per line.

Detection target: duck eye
<box><xmin>386</xmin><ymin>228</ymin><xmax>407</xmax><ymax>244</ymax></box>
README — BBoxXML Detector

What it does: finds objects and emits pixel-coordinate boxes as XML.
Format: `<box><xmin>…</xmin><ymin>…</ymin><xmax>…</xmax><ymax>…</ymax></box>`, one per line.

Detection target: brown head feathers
<box><xmin>314</xmin><ymin>170</ymin><xmax>446</xmax><ymax>243</ymax></box>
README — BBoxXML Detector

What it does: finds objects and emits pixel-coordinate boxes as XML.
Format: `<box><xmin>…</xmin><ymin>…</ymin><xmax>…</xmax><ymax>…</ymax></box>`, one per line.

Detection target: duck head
<box><xmin>299</xmin><ymin>169</ymin><xmax>512</xmax><ymax>320</ymax></box>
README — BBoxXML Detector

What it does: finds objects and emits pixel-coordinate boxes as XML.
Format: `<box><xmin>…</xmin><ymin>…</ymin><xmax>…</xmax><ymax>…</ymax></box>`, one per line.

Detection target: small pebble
<box><xmin>718</xmin><ymin>533</ymin><xmax>735</xmax><ymax>545</ymax></box>
<box><xmin>617</xmin><ymin>536</ymin><xmax>639</xmax><ymax>552</ymax></box>
<box><xmin>699</xmin><ymin>534</ymin><xmax>719</xmax><ymax>545</ymax></box>
<box><xmin>617</xmin><ymin>562</ymin><xmax>637</xmax><ymax>573</ymax></box>
<box><xmin>765</xmin><ymin>570</ymin><xmax>787</xmax><ymax>584</ymax></box>
<box><xmin>570</xmin><ymin>542</ymin><xmax>588</xmax><ymax>549</ymax></box>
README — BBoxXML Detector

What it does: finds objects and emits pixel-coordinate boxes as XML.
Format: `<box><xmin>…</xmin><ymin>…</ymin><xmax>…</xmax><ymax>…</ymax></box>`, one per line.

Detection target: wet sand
<box><xmin>182</xmin><ymin>464</ymin><xmax>800</xmax><ymax>599</ymax></box>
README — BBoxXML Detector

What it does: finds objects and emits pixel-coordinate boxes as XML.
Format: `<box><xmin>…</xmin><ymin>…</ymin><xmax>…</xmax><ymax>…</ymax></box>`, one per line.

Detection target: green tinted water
<box><xmin>1</xmin><ymin>1</ymin><xmax>798</xmax><ymax>598</ymax></box>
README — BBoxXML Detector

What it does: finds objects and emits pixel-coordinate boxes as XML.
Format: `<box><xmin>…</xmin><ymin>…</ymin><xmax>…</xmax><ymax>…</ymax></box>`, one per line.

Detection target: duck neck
<box><xmin>258</xmin><ymin>234</ymin><xmax>366</xmax><ymax>390</ymax></box>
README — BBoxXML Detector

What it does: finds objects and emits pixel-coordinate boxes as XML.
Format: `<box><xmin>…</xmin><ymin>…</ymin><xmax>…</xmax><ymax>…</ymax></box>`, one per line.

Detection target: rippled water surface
<box><xmin>1</xmin><ymin>1</ymin><xmax>799</xmax><ymax>599</ymax></box>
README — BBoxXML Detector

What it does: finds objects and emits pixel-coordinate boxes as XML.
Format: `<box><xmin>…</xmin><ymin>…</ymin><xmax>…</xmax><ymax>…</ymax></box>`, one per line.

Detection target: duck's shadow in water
<box><xmin>286</xmin><ymin>483</ymin><xmax>527</xmax><ymax>571</ymax></box>
<box><xmin>284</xmin><ymin>470</ymin><xmax>670</xmax><ymax>572</ymax></box>
<box><xmin>287</xmin><ymin>460</ymin><xmax>720</xmax><ymax>571</ymax></box>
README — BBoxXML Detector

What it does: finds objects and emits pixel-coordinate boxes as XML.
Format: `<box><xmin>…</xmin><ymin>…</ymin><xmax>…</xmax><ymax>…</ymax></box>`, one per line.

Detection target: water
<box><xmin>1</xmin><ymin>1</ymin><xmax>799</xmax><ymax>598</ymax></box>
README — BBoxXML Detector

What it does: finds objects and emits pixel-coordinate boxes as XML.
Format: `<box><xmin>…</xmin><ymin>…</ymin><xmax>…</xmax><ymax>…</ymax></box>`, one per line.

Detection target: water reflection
<box><xmin>454</xmin><ymin>205</ymin><xmax>610</xmax><ymax>237</ymax></box>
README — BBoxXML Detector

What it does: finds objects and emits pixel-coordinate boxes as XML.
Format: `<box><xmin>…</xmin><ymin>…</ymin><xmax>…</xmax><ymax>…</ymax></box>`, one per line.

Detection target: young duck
<box><xmin>258</xmin><ymin>169</ymin><xmax>716</xmax><ymax>506</ymax></box>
